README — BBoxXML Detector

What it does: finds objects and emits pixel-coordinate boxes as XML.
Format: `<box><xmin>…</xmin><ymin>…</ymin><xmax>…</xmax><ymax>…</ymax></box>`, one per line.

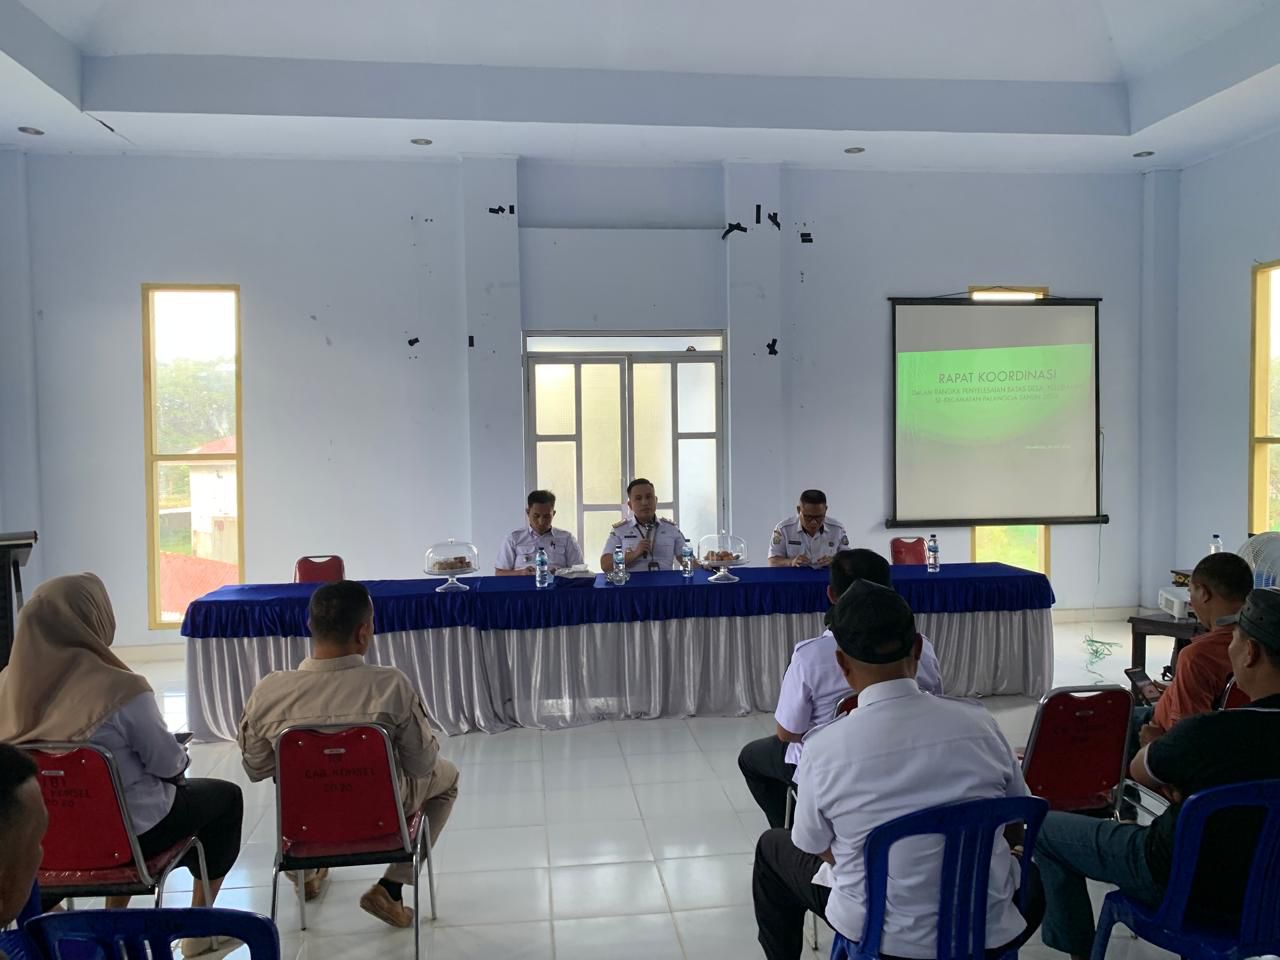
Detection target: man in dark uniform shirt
<box><xmin>1034</xmin><ymin>586</ymin><xmax>1280</xmax><ymax>959</ymax></box>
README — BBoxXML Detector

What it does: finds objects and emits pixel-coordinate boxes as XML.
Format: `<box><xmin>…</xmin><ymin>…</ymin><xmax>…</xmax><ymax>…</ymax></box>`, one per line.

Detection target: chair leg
<box><xmin>155</xmin><ymin>873</ymin><xmax>167</xmax><ymax>908</ymax></box>
<box><xmin>270</xmin><ymin>865</ymin><xmax>281</xmax><ymax>923</ymax></box>
<box><xmin>424</xmin><ymin>833</ymin><xmax>437</xmax><ymax>921</ymax></box>
<box><xmin>194</xmin><ymin>841</ymin><xmax>212</xmax><ymax>908</ymax></box>
<box><xmin>805</xmin><ymin>910</ymin><xmax>819</xmax><ymax>952</ymax></box>
<box><xmin>412</xmin><ymin>849</ymin><xmax>422</xmax><ymax>960</ymax></box>
<box><xmin>1089</xmin><ymin>901</ymin><xmax>1118</xmax><ymax>960</ymax></box>
<box><xmin>297</xmin><ymin>865</ymin><xmax>307</xmax><ymax>931</ymax></box>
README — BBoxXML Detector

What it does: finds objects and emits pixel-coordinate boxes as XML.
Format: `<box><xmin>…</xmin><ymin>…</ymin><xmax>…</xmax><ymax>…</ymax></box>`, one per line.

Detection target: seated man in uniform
<box><xmin>0</xmin><ymin>744</ymin><xmax>48</xmax><ymax>939</ymax></box>
<box><xmin>752</xmin><ymin>581</ymin><xmax>1039</xmax><ymax>960</ymax></box>
<box><xmin>1134</xmin><ymin>551</ymin><xmax>1251</xmax><ymax>748</ymax></box>
<box><xmin>768</xmin><ymin>490</ymin><xmax>849</xmax><ymax>567</ymax></box>
<box><xmin>495</xmin><ymin>489</ymin><xmax>584</xmax><ymax>575</ymax></box>
<box><xmin>600</xmin><ymin>477</ymin><xmax>692</xmax><ymax>572</ymax></box>
<box><xmin>1035</xmin><ymin>586</ymin><xmax>1280</xmax><ymax>960</ymax></box>
<box><xmin>238</xmin><ymin>581</ymin><xmax>459</xmax><ymax>930</ymax></box>
<box><xmin>739</xmin><ymin>547</ymin><xmax>943</xmax><ymax>828</ymax></box>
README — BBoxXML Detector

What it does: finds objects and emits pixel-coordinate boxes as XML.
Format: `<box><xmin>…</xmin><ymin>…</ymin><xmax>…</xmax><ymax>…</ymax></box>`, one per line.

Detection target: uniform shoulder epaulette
<box><xmin>509</xmin><ymin>527</ymin><xmax>525</xmax><ymax>538</ymax></box>
<box><xmin>659</xmin><ymin>517</ymin><xmax>677</xmax><ymax>525</ymax></box>
<box><xmin>612</xmin><ymin>519</ymin><xmax>629</xmax><ymax>528</ymax></box>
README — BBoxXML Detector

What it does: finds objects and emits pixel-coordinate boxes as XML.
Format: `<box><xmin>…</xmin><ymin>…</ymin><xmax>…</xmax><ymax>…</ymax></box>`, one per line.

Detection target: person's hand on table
<box><xmin>523</xmin><ymin>566</ymin><xmax>535</xmax><ymax>575</ymax></box>
<box><xmin>813</xmin><ymin>555</ymin><xmax>833</xmax><ymax>568</ymax></box>
<box><xmin>791</xmin><ymin>554</ymin><xmax>811</xmax><ymax>567</ymax></box>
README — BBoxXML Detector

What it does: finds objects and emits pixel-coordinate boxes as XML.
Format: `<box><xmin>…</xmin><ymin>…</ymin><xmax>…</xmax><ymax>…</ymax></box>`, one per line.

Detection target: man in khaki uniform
<box><xmin>238</xmin><ymin>580</ymin><xmax>459</xmax><ymax>930</ymax></box>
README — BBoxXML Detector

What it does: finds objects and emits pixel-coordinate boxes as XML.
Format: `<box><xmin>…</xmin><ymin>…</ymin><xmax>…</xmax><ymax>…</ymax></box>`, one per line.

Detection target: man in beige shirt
<box><xmin>238</xmin><ymin>580</ymin><xmax>459</xmax><ymax>929</ymax></box>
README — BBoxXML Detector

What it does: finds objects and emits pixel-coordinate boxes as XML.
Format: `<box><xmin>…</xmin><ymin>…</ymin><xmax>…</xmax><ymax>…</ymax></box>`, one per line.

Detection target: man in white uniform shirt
<box><xmin>768</xmin><ymin>489</ymin><xmax>849</xmax><ymax>567</ymax></box>
<box><xmin>752</xmin><ymin>580</ymin><xmax>1042</xmax><ymax>960</ymax></box>
<box><xmin>600</xmin><ymin>478</ymin><xmax>692</xmax><ymax>572</ymax></box>
<box><xmin>495</xmin><ymin>490</ymin><xmax>584</xmax><ymax>575</ymax></box>
<box><xmin>738</xmin><ymin>548</ymin><xmax>944</xmax><ymax>828</ymax></box>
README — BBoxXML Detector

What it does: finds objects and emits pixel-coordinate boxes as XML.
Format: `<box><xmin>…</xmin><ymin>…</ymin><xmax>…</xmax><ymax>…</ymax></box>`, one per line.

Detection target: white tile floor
<box><xmin>112</xmin><ymin>619</ymin><xmax>1180</xmax><ymax>960</ymax></box>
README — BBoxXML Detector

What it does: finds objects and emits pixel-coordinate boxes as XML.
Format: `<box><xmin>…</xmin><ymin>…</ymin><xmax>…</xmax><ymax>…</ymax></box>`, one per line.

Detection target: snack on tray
<box><xmin>432</xmin><ymin>557</ymin><xmax>472</xmax><ymax>572</ymax></box>
<box><xmin>703</xmin><ymin>549</ymin><xmax>740</xmax><ymax>563</ymax></box>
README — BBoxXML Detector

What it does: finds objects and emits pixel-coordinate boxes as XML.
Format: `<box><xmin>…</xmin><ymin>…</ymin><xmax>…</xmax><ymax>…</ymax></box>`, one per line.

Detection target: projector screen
<box><xmin>890</xmin><ymin>298</ymin><xmax>1104</xmax><ymax>526</ymax></box>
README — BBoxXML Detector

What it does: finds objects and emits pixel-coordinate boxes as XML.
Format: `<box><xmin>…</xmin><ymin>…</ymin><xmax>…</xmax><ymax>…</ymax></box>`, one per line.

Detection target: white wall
<box><xmin>24</xmin><ymin>155</ymin><xmax>467</xmax><ymax>644</ymax></box>
<box><xmin>11</xmin><ymin>152</ymin><xmax>1154</xmax><ymax>645</ymax></box>
<box><xmin>1177</xmin><ymin>127</ymin><xmax>1280</xmax><ymax>560</ymax></box>
<box><xmin>778</xmin><ymin>169</ymin><xmax>1144</xmax><ymax>608</ymax></box>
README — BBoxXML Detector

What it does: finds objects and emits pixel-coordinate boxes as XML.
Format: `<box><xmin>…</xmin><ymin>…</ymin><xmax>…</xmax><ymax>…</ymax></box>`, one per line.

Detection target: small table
<box><xmin>1127</xmin><ymin>613</ymin><xmax>1204</xmax><ymax>672</ymax></box>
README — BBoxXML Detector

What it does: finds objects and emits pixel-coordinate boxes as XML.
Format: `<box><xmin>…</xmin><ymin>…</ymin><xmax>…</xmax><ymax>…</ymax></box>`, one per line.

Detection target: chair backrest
<box><xmin>890</xmin><ymin>537</ymin><xmax>927</xmax><ymax>565</ymax></box>
<box><xmin>25</xmin><ymin>907</ymin><xmax>279</xmax><ymax>960</ymax></box>
<box><xmin>1151</xmin><ymin>778</ymin><xmax>1280</xmax><ymax>951</ymax></box>
<box><xmin>1021</xmin><ymin>685</ymin><xmax>1132</xmax><ymax>813</ymax></box>
<box><xmin>293</xmin><ymin>555</ymin><xmax>345</xmax><ymax>584</ymax></box>
<box><xmin>833</xmin><ymin>693</ymin><xmax>858</xmax><ymax>720</ymax></box>
<box><xmin>21</xmin><ymin>743</ymin><xmax>150</xmax><ymax>879</ymax></box>
<box><xmin>1218</xmin><ymin>676</ymin><xmax>1251</xmax><ymax>710</ymax></box>
<box><xmin>856</xmin><ymin>795</ymin><xmax>1049</xmax><ymax>960</ymax></box>
<box><xmin>275</xmin><ymin>724</ymin><xmax>410</xmax><ymax>856</ymax></box>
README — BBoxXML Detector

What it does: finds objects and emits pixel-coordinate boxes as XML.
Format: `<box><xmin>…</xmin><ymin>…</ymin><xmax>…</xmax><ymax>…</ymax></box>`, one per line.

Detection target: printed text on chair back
<box><xmin>26</xmin><ymin>746</ymin><xmax>136</xmax><ymax>871</ymax></box>
<box><xmin>277</xmin><ymin>726</ymin><xmax>405</xmax><ymax>853</ymax></box>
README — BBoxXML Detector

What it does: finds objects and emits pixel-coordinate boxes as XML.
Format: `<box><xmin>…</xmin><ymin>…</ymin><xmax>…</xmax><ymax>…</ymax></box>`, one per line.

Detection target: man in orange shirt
<box><xmin>1137</xmin><ymin>551</ymin><xmax>1252</xmax><ymax>747</ymax></box>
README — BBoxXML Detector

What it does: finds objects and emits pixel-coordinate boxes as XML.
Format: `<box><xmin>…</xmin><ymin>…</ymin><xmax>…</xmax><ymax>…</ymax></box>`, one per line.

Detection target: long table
<box><xmin>182</xmin><ymin>563</ymin><xmax>1055</xmax><ymax>740</ymax></box>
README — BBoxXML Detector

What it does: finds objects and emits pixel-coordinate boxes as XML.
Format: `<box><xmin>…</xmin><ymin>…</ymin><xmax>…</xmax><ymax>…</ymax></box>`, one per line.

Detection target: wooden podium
<box><xmin>0</xmin><ymin>530</ymin><xmax>37</xmax><ymax>669</ymax></box>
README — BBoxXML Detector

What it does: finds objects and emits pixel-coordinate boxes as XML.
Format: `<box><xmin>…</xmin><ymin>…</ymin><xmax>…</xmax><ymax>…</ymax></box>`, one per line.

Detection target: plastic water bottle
<box><xmin>1209</xmin><ymin>533</ymin><xmax>1223</xmax><ymax>555</ymax></box>
<box><xmin>926</xmin><ymin>534</ymin><xmax>940</xmax><ymax>573</ymax></box>
<box><xmin>681</xmin><ymin>543</ymin><xmax>695</xmax><ymax>580</ymax></box>
<box><xmin>612</xmin><ymin>543</ymin><xmax>627</xmax><ymax>584</ymax></box>
<box><xmin>534</xmin><ymin>547</ymin><xmax>552</xmax><ymax>589</ymax></box>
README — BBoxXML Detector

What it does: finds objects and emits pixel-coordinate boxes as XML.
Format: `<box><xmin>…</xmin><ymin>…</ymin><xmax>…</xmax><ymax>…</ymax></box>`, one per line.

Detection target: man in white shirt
<box><xmin>739</xmin><ymin>548</ymin><xmax>944</xmax><ymax>827</ymax></box>
<box><xmin>600</xmin><ymin>478</ymin><xmax>692</xmax><ymax>572</ymax></box>
<box><xmin>768</xmin><ymin>490</ymin><xmax>849</xmax><ymax>567</ymax></box>
<box><xmin>494</xmin><ymin>490</ymin><xmax>584</xmax><ymax>575</ymax></box>
<box><xmin>752</xmin><ymin>580</ymin><xmax>1041</xmax><ymax>960</ymax></box>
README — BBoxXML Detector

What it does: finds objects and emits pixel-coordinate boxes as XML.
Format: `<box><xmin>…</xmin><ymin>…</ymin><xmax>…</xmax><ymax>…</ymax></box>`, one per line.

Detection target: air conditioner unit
<box><xmin>1158</xmin><ymin>586</ymin><xmax>1190</xmax><ymax>620</ymax></box>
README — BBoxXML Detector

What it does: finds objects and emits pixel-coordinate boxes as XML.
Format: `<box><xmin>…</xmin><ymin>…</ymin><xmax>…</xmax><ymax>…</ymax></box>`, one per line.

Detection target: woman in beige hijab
<box><xmin>0</xmin><ymin>574</ymin><xmax>242</xmax><ymax>952</ymax></box>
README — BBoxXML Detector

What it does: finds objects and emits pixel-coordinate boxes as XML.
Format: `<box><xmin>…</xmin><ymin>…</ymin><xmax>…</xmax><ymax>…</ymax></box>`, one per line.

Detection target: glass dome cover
<box><xmin>424</xmin><ymin>539</ymin><xmax>479</xmax><ymax>592</ymax></box>
<box><xmin>698</xmin><ymin>531</ymin><xmax>747</xmax><ymax>583</ymax></box>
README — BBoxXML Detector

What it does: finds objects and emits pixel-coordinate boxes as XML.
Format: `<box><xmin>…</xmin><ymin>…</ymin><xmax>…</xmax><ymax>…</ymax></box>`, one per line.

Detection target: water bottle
<box><xmin>926</xmin><ymin>534</ymin><xmax>940</xmax><ymax>573</ymax></box>
<box><xmin>534</xmin><ymin>547</ymin><xmax>552</xmax><ymax>589</ymax></box>
<box><xmin>612</xmin><ymin>543</ymin><xmax>627</xmax><ymax>584</ymax></box>
<box><xmin>1209</xmin><ymin>533</ymin><xmax>1223</xmax><ymax>555</ymax></box>
<box><xmin>681</xmin><ymin>543</ymin><xmax>694</xmax><ymax>580</ymax></box>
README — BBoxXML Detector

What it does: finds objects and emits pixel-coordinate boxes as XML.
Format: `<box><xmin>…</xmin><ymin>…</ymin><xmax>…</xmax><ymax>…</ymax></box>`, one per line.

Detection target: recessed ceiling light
<box><xmin>17</xmin><ymin>126</ymin><xmax>44</xmax><ymax>136</ymax></box>
<box><xmin>1132</xmin><ymin>150</ymin><xmax>1155</xmax><ymax>158</ymax></box>
<box><xmin>409</xmin><ymin>138</ymin><xmax>433</xmax><ymax>146</ymax></box>
<box><xmin>844</xmin><ymin>146</ymin><xmax>866</xmax><ymax>155</ymax></box>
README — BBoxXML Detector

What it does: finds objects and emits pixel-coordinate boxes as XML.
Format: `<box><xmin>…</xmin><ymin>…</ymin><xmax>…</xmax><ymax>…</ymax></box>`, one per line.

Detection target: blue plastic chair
<box><xmin>831</xmin><ymin>796</ymin><xmax>1048</xmax><ymax>960</ymax></box>
<box><xmin>0</xmin><ymin>880</ymin><xmax>43</xmax><ymax>960</ymax></box>
<box><xmin>1090</xmin><ymin>778</ymin><xmax>1280</xmax><ymax>960</ymax></box>
<box><xmin>23</xmin><ymin>908</ymin><xmax>280</xmax><ymax>960</ymax></box>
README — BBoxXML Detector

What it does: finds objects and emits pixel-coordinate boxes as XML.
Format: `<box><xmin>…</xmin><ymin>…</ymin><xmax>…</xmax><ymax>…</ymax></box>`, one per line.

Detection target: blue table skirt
<box><xmin>182</xmin><ymin>562</ymin><xmax>1053</xmax><ymax>640</ymax></box>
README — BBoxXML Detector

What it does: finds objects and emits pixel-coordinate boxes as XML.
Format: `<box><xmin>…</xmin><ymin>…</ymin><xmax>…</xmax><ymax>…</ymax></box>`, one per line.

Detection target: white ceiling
<box><xmin>3</xmin><ymin>0</ymin><xmax>1280</xmax><ymax>171</ymax></box>
<box><xmin>12</xmin><ymin>0</ymin><xmax>1264</xmax><ymax>82</ymax></box>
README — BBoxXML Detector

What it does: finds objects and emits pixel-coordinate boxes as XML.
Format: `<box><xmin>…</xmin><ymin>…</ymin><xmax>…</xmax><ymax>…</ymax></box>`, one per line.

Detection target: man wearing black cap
<box><xmin>1034</xmin><ymin>586</ymin><xmax>1280</xmax><ymax>960</ymax></box>
<box><xmin>752</xmin><ymin>580</ymin><xmax>1038</xmax><ymax>960</ymax></box>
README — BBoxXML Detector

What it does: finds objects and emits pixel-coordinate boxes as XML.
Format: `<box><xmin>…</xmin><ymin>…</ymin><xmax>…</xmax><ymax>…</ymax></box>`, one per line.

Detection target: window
<box><xmin>1251</xmin><ymin>261</ymin><xmax>1280</xmax><ymax>533</ymax></box>
<box><xmin>525</xmin><ymin>333</ymin><xmax>725</xmax><ymax>558</ymax></box>
<box><xmin>971</xmin><ymin>525</ymin><xmax>1050</xmax><ymax>574</ymax></box>
<box><xmin>143</xmin><ymin>285</ymin><xmax>243</xmax><ymax>627</ymax></box>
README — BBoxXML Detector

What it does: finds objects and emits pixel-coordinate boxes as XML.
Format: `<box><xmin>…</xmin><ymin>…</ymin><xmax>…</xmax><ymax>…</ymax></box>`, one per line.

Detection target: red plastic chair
<box><xmin>889</xmin><ymin>537</ymin><xmax>927</xmax><ymax>565</ymax></box>
<box><xmin>271</xmin><ymin>724</ymin><xmax>436</xmax><ymax>960</ymax></box>
<box><xmin>22</xmin><ymin>743</ymin><xmax>210</xmax><ymax>906</ymax></box>
<box><xmin>1020</xmin><ymin>685</ymin><xmax>1133</xmax><ymax>815</ymax></box>
<box><xmin>292</xmin><ymin>556</ymin><xmax>345</xmax><ymax>583</ymax></box>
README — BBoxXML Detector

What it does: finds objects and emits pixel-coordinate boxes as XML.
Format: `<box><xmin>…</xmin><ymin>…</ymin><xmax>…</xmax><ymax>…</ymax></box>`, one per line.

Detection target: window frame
<box><xmin>142</xmin><ymin>283</ymin><xmax>244</xmax><ymax>629</ymax></box>
<box><xmin>1250</xmin><ymin>260</ymin><xmax>1280</xmax><ymax>534</ymax></box>
<box><xmin>522</xmin><ymin>331</ymin><xmax>727</xmax><ymax>551</ymax></box>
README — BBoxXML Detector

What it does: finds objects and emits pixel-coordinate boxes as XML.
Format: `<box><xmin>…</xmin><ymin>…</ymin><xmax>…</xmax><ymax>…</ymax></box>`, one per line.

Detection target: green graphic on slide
<box><xmin>897</xmin><ymin>343</ymin><xmax>1093</xmax><ymax>443</ymax></box>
